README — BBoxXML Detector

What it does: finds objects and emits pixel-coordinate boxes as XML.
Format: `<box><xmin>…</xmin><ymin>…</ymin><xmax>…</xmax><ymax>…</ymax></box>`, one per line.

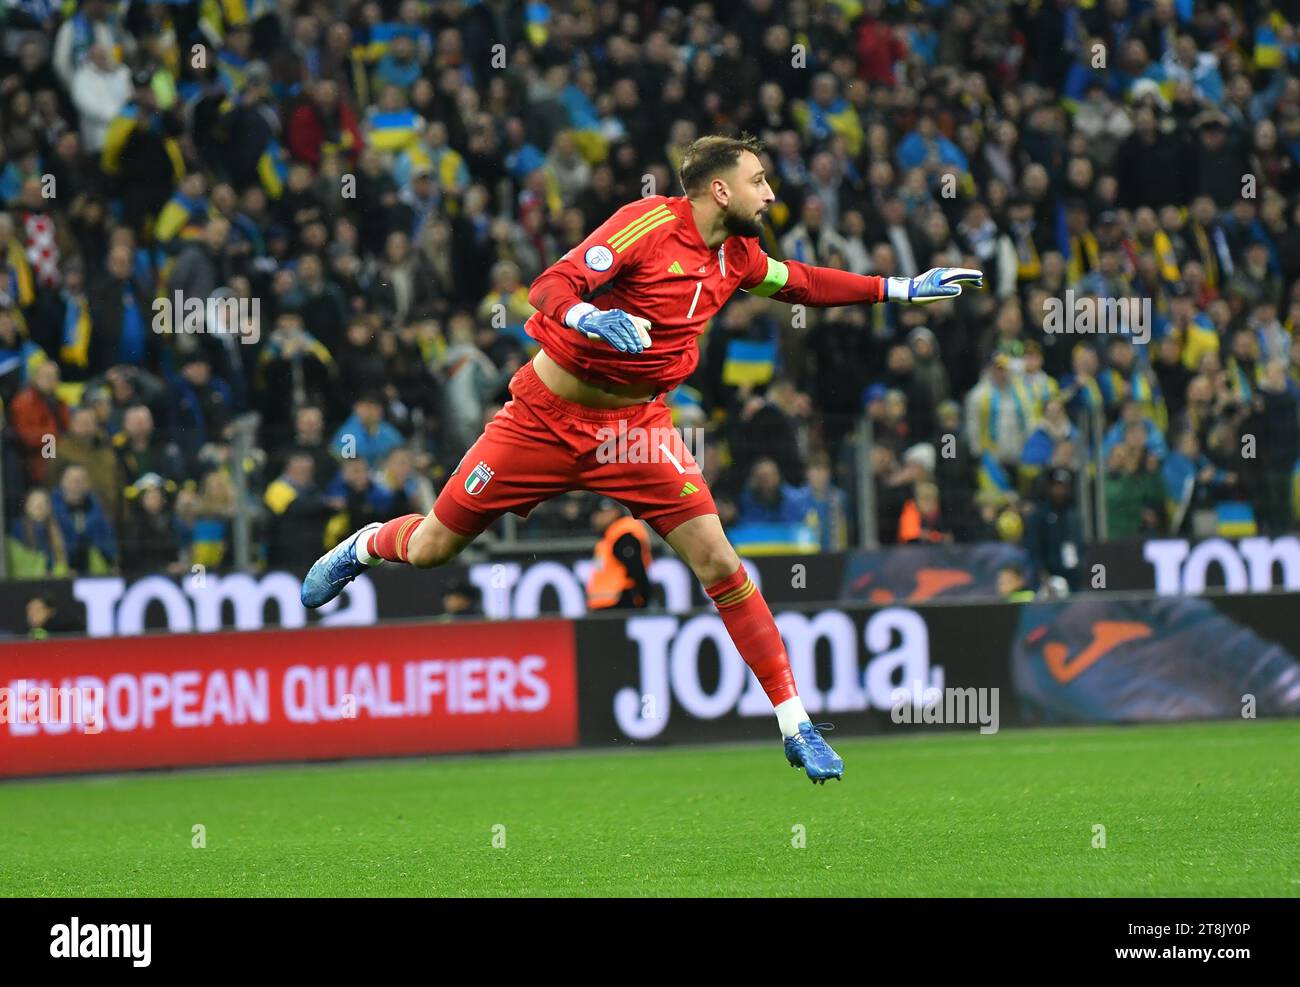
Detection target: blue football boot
<box><xmin>301</xmin><ymin>521</ymin><xmax>383</xmax><ymax>609</ymax></box>
<box><xmin>784</xmin><ymin>721</ymin><xmax>844</xmax><ymax>784</ymax></box>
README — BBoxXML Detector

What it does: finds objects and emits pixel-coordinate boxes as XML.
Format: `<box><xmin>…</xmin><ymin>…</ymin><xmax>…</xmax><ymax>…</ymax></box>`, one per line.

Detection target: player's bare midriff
<box><xmin>531</xmin><ymin>349</ymin><xmax>659</xmax><ymax>408</ymax></box>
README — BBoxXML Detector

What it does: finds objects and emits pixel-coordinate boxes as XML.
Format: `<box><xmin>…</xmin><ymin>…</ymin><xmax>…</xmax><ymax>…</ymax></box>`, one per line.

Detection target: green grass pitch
<box><xmin>2</xmin><ymin>719</ymin><xmax>1297</xmax><ymax>897</ymax></box>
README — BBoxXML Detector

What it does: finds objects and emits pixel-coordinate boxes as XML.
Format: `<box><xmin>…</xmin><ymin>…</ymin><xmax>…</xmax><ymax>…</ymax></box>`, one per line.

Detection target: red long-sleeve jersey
<box><xmin>526</xmin><ymin>195</ymin><xmax>884</xmax><ymax>392</ymax></box>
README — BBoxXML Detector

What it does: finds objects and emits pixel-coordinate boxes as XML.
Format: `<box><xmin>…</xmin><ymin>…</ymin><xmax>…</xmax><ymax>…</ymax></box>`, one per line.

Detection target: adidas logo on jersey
<box><xmin>668</xmin><ymin>261</ymin><xmax>684</xmax><ymax>274</ymax></box>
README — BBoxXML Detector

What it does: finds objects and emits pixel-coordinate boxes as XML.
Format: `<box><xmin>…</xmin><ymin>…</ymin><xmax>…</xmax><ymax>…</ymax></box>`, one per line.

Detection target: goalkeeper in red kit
<box><xmin>301</xmin><ymin>134</ymin><xmax>982</xmax><ymax>783</ymax></box>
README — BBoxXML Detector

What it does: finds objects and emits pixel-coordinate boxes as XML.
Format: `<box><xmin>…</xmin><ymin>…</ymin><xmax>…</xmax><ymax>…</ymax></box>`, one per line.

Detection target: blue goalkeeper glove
<box><xmin>885</xmin><ymin>267</ymin><xmax>984</xmax><ymax>304</ymax></box>
<box><xmin>566</xmin><ymin>304</ymin><xmax>652</xmax><ymax>354</ymax></box>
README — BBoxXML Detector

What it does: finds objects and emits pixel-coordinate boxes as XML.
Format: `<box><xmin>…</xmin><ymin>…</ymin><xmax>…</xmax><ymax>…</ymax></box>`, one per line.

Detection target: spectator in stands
<box><xmin>440</xmin><ymin>316</ymin><xmax>510</xmax><ymax>453</ymax></box>
<box><xmin>113</xmin><ymin>403</ymin><xmax>183</xmax><ymax>487</ymax></box>
<box><xmin>335</xmin><ymin>318</ymin><xmax>389</xmax><ymax>407</ymax></box>
<box><xmin>169</xmin><ymin>352</ymin><xmax>234</xmax><ymax>474</ymax></box>
<box><xmin>87</xmin><ymin>243</ymin><xmax>154</xmax><ymax>375</ymax></box>
<box><xmin>331</xmin><ymin>393</ymin><xmax>403</xmax><ymax>469</ymax></box>
<box><xmin>270</xmin><ymin>404</ymin><xmax>334</xmax><ymax>485</ymax></box>
<box><xmin>291</xmin><ymin>252</ymin><xmax>349</xmax><ymax>355</ymax></box>
<box><xmin>907</xmin><ymin>326</ymin><xmax>950</xmax><ymax>419</ymax></box>
<box><xmin>806</xmin><ymin>452</ymin><xmax>849</xmax><ymax>552</ymax></box>
<box><xmin>1243</xmin><ymin>360</ymin><xmax>1299</xmax><ymax>534</ymax></box>
<box><xmin>439</xmin><ymin>579</ymin><xmax>481</xmax><ymax>621</ymax></box>
<box><xmin>285</xmin><ymin>78</ymin><xmax>362</xmax><ymax>170</ymax></box>
<box><xmin>6</xmin><ymin>488</ymin><xmax>69</xmax><ymax>579</ymax></box>
<box><xmin>1021</xmin><ymin>397</ymin><xmax>1077</xmax><ymax>484</ymax></box>
<box><xmin>23</xmin><ymin>592</ymin><xmax>77</xmax><ymax>639</ymax></box>
<box><xmin>870</xmin><ymin>444</ymin><xmax>915</xmax><ymax>545</ymax></box>
<box><xmin>736</xmin><ymin>457</ymin><xmax>817</xmax><ymax>528</ymax></box>
<box><xmin>1168</xmin><ymin>430</ymin><xmax>1233</xmax><ymax>518</ymax></box>
<box><xmin>323</xmin><ymin>455</ymin><xmax>388</xmax><ymax>547</ymax></box>
<box><xmin>726</xmin><ymin>387</ymin><xmax>807</xmax><ymax>489</ymax></box>
<box><xmin>167</xmin><ymin>215</ymin><xmax>232</xmax><ymax>326</ymax></box>
<box><xmin>51</xmin><ymin>464</ymin><xmax>117</xmax><ymax>574</ymax></box>
<box><xmin>263</xmin><ymin>451</ymin><xmax>331</xmax><ymax>567</ymax></box>
<box><xmin>120</xmin><ymin>472</ymin><xmax>182</xmax><ymax>575</ymax></box>
<box><xmin>878</xmin><ymin>388</ymin><xmax>912</xmax><ymax>451</ymax></box>
<box><xmin>9</xmin><ymin>358</ymin><xmax>68</xmax><ymax>486</ymax></box>
<box><xmin>103</xmin><ymin>69</ymin><xmax>184</xmax><ymax>237</ymax></box>
<box><xmin>1104</xmin><ymin>444</ymin><xmax>1165</xmax><ymax>539</ymax></box>
<box><xmin>53</xmin><ymin>404</ymin><xmax>123</xmax><ymax>522</ymax></box>
<box><xmin>369</xmin><ymin>230</ymin><xmax>434</xmax><ymax>331</ymax></box>
<box><xmin>71</xmin><ymin>44</ymin><xmax>131</xmax><ymax>155</ymax></box>
<box><xmin>1152</xmin><ymin>333</ymin><xmax>1194</xmax><ymax>422</ymax></box>
<box><xmin>997</xmin><ymin>564</ymin><xmax>1036</xmax><ymax>602</ymax></box>
<box><xmin>256</xmin><ymin>310</ymin><xmax>336</xmax><ymax>444</ymax></box>
<box><xmin>1103</xmin><ymin>399</ymin><xmax>1169</xmax><ymax>463</ymax></box>
<box><xmin>965</xmin><ymin>354</ymin><xmax>1031</xmax><ymax>472</ymax></box>
<box><xmin>898</xmin><ymin>481</ymin><xmax>950</xmax><ymax>545</ymax></box>
<box><xmin>0</xmin><ymin>300</ymin><xmax>45</xmax><ymax>407</ymax></box>
<box><xmin>1026</xmin><ymin>467</ymin><xmax>1084</xmax><ymax>590</ymax></box>
<box><xmin>373</xmin><ymin>446</ymin><xmax>433</xmax><ymax>516</ymax></box>
<box><xmin>186</xmin><ymin>469</ymin><xmax>235</xmax><ymax>570</ymax></box>
<box><xmin>930</xmin><ymin>399</ymin><xmax>978</xmax><ymax>538</ymax></box>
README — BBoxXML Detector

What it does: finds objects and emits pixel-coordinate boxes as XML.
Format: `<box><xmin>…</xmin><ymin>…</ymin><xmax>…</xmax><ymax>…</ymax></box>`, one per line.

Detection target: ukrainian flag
<box><xmin>526</xmin><ymin>3</ymin><xmax>551</xmax><ymax>47</ymax></box>
<box><xmin>196</xmin><ymin>0</ymin><xmax>251</xmax><ymax>41</ymax></box>
<box><xmin>6</xmin><ymin>238</ymin><xmax>35</xmax><ymax>308</ymax></box>
<box><xmin>396</xmin><ymin>144</ymin><xmax>466</xmax><ymax>189</ymax></box>
<box><xmin>356</xmin><ymin>22</ymin><xmax>427</xmax><ymax>62</ymax></box>
<box><xmin>727</xmin><ymin>522</ymin><xmax>820</xmax><ymax>556</ymax></box>
<box><xmin>1216</xmin><ymin>502</ymin><xmax>1257</xmax><ymax>538</ymax></box>
<box><xmin>434</xmin><ymin>147</ymin><xmax>470</xmax><ymax>191</ymax></box>
<box><xmin>721</xmin><ymin>339</ymin><xmax>777</xmax><ymax>387</ymax></box>
<box><xmin>155</xmin><ymin>193</ymin><xmax>210</xmax><ymax>249</ymax></box>
<box><xmin>366</xmin><ymin>108</ymin><xmax>422</xmax><ymax>154</ymax></box>
<box><xmin>666</xmin><ymin>384</ymin><xmax>704</xmax><ymax>426</ymax></box>
<box><xmin>191</xmin><ymin>516</ymin><xmax>228</xmax><ymax>568</ymax></box>
<box><xmin>264</xmin><ymin>478</ymin><xmax>299</xmax><ymax>515</ymax></box>
<box><xmin>101</xmin><ymin>105</ymin><xmax>140</xmax><ymax>176</ymax></box>
<box><xmin>1162</xmin><ymin>453</ymin><xmax>1195</xmax><ymax>526</ymax></box>
<box><xmin>258</xmin><ymin>139</ymin><xmax>288</xmax><ymax>199</ymax></box>
<box><xmin>217</xmin><ymin>49</ymin><xmax>250</xmax><ymax>94</ymax></box>
<box><xmin>977</xmin><ymin>451</ymin><xmax>1015</xmax><ymax>495</ymax></box>
<box><xmin>1254</xmin><ymin>15</ymin><xmax>1286</xmax><ymax>70</ymax></box>
<box><xmin>60</xmin><ymin>295</ymin><xmax>92</xmax><ymax>369</ymax></box>
<box><xmin>102</xmin><ymin>105</ymin><xmax>184</xmax><ymax>179</ymax></box>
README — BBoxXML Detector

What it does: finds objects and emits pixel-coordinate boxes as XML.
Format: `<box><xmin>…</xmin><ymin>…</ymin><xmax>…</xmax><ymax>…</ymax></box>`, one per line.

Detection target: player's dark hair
<box><xmin>678</xmin><ymin>133</ymin><xmax>765</xmax><ymax>198</ymax></box>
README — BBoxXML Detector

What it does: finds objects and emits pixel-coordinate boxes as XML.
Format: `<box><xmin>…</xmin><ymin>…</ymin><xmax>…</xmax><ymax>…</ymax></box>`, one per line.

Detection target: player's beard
<box><xmin>722</xmin><ymin>203</ymin><xmax>765</xmax><ymax>239</ymax></box>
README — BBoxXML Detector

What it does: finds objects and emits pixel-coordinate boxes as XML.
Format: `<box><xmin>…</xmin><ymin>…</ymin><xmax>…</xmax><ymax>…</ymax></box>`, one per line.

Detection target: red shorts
<box><xmin>433</xmin><ymin>361</ymin><xmax>718</xmax><ymax>539</ymax></box>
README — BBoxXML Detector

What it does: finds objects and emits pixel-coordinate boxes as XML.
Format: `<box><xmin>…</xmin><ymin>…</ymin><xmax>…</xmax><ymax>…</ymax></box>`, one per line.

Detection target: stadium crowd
<box><xmin>1</xmin><ymin>0</ymin><xmax>1299</xmax><ymax>588</ymax></box>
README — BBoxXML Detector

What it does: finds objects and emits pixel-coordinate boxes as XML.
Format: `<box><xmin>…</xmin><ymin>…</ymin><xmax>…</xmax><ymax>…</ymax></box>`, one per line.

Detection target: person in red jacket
<box><xmin>855</xmin><ymin>0</ymin><xmax>908</xmax><ymax>86</ymax></box>
<box><xmin>285</xmin><ymin>79</ymin><xmax>363</xmax><ymax>168</ymax></box>
<box><xmin>10</xmin><ymin>358</ymin><xmax>69</xmax><ymax>486</ymax></box>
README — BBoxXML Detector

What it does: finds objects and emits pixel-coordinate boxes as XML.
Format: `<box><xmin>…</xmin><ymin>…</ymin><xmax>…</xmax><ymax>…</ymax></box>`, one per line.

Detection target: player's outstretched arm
<box><xmin>883</xmin><ymin>267</ymin><xmax>984</xmax><ymax>304</ymax></box>
<box><xmin>744</xmin><ymin>254</ymin><xmax>982</xmax><ymax>307</ymax></box>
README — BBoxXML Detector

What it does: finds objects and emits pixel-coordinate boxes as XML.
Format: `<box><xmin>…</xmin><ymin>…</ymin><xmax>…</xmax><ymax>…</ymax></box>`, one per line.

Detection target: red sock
<box><xmin>367</xmin><ymin>514</ymin><xmax>424</xmax><ymax>563</ymax></box>
<box><xmin>706</xmin><ymin>566</ymin><xmax>797</xmax><ymax>706</ymax></box>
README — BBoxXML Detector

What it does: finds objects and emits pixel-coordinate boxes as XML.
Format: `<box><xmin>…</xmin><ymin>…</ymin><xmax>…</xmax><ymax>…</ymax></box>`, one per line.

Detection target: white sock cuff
<box><xmin>354</xmin><ymin>525</ymin><xmax>383</xmax><ymax>566</ymax></box>
<box><xmin>774</xmin><ymin>696</ymin><xmax>810</xmax><ymax>738</ymax></box>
